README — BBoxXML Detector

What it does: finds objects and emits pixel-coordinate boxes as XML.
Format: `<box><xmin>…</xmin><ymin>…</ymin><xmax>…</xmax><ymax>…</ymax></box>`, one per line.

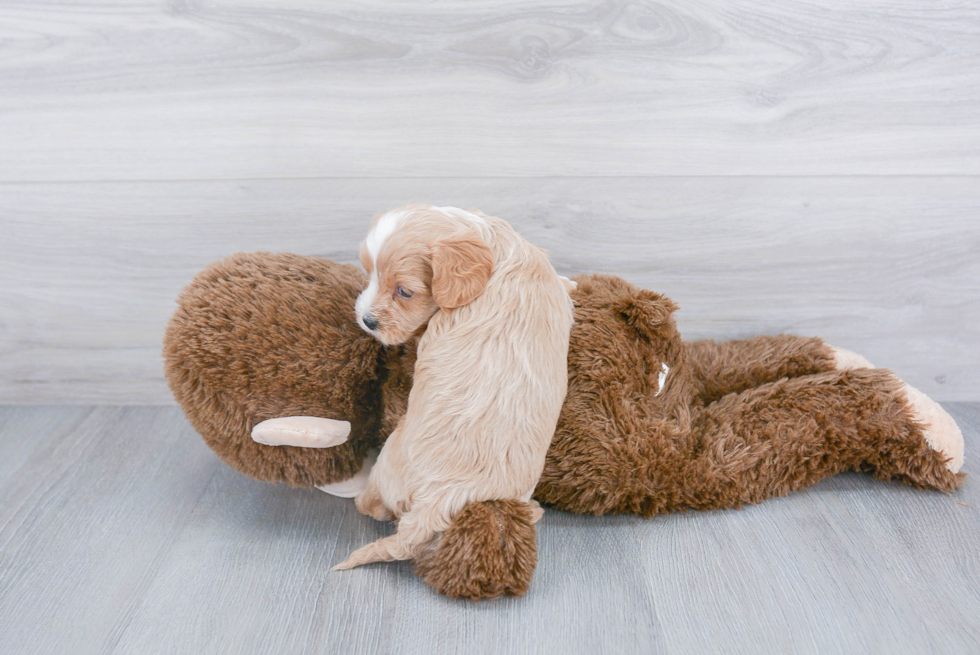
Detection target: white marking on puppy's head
<box><xmin>355</xmin><ymin>204</ymin><xmax>494</xmax><ymax>345</ymax></box>
<box><xmin>365</xmin><ymin>210</ymin><xmax>405</xmax><ymax>261</ymax></box>
<box><xmin>355</xmin><ymin>209</ymin><xmax>405</xmax><ymax>334</ymax></box>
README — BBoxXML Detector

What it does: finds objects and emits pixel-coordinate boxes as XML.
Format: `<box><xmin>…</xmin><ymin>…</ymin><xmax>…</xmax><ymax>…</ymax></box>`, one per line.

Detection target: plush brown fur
<box><xmin>163</xmin><ymin>254</ymin><xmax>963</xmax><ymax>599</ymax></box>
<box><xmin>164</xmin><ymin>253</ymin><xmax>385</xmax><ymax>487</ymax></box>
<box><xmin>413</xmin><ymin>500</ymin><xmax>538</xmax><ymax>600</ymax></box>
<box><xmin>686</xmin><ymin>335</ymin><xmax>837</xmax><ymax>405</ymax></box>
<box><xmin>535</xmin><ymin>274</ymin><xmax>961</xmax><ymax>516</ymax></box>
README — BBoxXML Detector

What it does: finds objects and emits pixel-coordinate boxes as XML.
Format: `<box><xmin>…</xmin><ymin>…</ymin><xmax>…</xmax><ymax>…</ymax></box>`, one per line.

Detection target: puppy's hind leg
<box><xmin>354</xmin><ymin>477</ymin><xmax>395</xmax><ymax>521</ymax></box>
<box><xmin>333</xmin><ymin>504</ymin><xmax>453</xmax><ymax>570</ymax></box>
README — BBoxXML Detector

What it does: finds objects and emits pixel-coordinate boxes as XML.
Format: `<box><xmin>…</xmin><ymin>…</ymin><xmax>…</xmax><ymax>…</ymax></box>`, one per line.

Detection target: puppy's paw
<box><xmin>899</xmin><ymin>382</ymin><xmax>965</xmax><ymax>473</ymax></box>
<box><xmin>316</xmin><ymin>450</ymin><xmax>378</xmax><ymax>498</ymax></box>
<box><xmin>354</xmin><ymin>484</ymin><xmax>395</xmax><ymax>521</ymax></box>
<box><xmin>559</xmin><ymin>275</ymin><xmax>577</xmax><ymax>293</ymax></box>
<box><xmin>251</xmin><ymin>416</ymin><xmax>351</xmax><ymax>448</ymax></box>
<box><xmin>829</xmin><ymin>345</ymin><xmax>875</xmax><ymax>371</ymax></box>
<box><xmin>527</xmin><ymin>499</ymin><xmax>545</xmax><ymax>524</ymax></box>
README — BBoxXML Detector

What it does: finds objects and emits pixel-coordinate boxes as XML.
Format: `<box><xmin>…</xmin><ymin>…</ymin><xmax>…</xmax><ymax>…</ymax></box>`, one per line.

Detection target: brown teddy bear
<box><xmin>163</xmin><ymin>252</ymin><xmax>964</xmax><ymax>600</ymax></box>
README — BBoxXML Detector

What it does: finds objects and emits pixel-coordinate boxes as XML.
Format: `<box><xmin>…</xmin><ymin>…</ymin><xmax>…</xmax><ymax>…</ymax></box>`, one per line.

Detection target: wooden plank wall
<box><xmin>1</xmin><ymin>0</ymin><xmax>978</xmax><ymax>403</ymax></box>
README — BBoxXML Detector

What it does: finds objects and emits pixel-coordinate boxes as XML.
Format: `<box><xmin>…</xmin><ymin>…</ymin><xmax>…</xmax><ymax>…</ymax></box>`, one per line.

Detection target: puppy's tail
<box><xmin>413</xmin><ymin>500</ymin><xmax>540</xmax><ymax>600</ymax></box>
<box><xmin>334</xmin><ymin>502</ymin><xmax>449</xmax><ymax>570</ymax></box>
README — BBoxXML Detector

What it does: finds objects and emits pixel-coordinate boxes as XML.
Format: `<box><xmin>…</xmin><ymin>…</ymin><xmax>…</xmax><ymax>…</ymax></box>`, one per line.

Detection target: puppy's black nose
<box><xmin>362</xmin><ymin>315</ymin><xmax>379</xmax><ymax>331</ymax></box>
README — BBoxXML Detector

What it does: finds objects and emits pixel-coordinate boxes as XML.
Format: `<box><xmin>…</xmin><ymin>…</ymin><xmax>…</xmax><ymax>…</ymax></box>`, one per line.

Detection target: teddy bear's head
<box><xmin>164</xmin><ymin>252</ymin><xmax>399</xmax><ymax>487</ymax></box>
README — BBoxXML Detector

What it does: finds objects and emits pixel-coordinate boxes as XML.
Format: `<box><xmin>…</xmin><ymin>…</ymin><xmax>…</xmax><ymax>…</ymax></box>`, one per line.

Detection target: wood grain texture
<box><xmin>0</xmin><ymin>0</ymin><xmax>978</xmax><ymax>180</ymax></box>
<box><xmin>0</xmin><ymin>407</ymin><xmax>220</xmax><ymax>655</ymax></box>
<box><xmin>1</xmin><ymin>177</ymin><xmax>977</xmax><ymax>403</ymax></box>
<box><xmin>0</xmin><ymin>404</ymin><xmax>976</xmax><ymax>654</ymax></box>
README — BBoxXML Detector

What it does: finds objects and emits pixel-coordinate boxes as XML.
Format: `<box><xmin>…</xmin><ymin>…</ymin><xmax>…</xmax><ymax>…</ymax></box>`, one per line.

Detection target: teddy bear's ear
<box><xmin>614</xmin><ymin>290</ymin><xmax>679</xmax><ymax>341</ymax></box>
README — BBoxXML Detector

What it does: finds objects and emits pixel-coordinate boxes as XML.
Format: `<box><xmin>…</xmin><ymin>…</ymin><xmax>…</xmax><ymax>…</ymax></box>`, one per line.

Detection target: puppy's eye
<box><xmin>396</xmin><ymin>286</ymin><xmax>414</xmax><ymax>299</ymax></box>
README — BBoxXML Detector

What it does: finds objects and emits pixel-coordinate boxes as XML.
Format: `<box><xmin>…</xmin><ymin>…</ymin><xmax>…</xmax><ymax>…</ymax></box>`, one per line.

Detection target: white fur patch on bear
<box><xmin>656</xmin><ymin>362</ymin><xmax>670</xmax><ymax>397</ymax></box>
<box><xmin>898</xmin><ymin>381</ymin><xmax>965</xmax><ymax>473</ymax></box>
<box><xmin>830</xmin><ymin>345</ymin><xmax>875</xmax><ymax>370</ymax></box>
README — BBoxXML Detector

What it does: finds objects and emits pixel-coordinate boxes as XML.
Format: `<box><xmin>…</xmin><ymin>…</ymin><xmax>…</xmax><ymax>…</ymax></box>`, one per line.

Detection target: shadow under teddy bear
<box><xmin>163</xmin><ymin>252</ymin><xmax>964</xmax><ymax>600</ymax></box>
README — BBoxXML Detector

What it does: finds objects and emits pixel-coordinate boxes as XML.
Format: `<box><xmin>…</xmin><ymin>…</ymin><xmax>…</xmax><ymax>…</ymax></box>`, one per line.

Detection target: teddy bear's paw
<box><xmin>899</xmin><ymin>381</ymin><xmax>965</xmax><ymax>473</ymax></box>
<box><xmin>251</xmin><ymin>416</ymin><xmax>351</xmax><ymax>448</ymax></box>
<box><xmin>316</xmin><ymin>449</ymin><xmax>377</xmax><ymax>498</ymax></box>
<box><xmin>413</xmin><ymin>500</ymin><xmax>538</xmax><ymax>600</ymax></box>
<box><xmin>829</xmin><ymin>345</ymin><xmax>875</xmax><ymax>371</ymax></box>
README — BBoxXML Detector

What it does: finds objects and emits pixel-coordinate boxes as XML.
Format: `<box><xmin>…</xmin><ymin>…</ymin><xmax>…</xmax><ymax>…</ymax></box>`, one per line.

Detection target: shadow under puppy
<box><xmin>333</xmin><ymin>204</ymin><xmax>575</xmax><ymax>570</ymax></box>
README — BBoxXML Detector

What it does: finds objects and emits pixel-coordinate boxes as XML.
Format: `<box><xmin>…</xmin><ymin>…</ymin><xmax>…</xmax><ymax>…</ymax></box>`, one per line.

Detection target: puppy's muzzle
<box><xmin>362</xmin><ymin>315</ymin><xmax>379</xmax><ymax>331</ymax></box>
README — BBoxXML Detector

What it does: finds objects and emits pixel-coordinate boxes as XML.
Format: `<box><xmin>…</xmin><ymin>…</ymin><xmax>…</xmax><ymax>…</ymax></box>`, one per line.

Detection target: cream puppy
<box><xmin>333</xmin><ymin>204</ymin><xmax>574</xmax><ymax>570</ymax></box>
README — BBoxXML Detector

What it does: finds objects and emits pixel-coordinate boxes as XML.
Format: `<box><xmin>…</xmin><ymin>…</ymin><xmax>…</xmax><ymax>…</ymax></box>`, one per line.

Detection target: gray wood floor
<box><xmin>0</xmin><ymin>404</ymin><xmax>978</xmax><ymax>655</ymax></box>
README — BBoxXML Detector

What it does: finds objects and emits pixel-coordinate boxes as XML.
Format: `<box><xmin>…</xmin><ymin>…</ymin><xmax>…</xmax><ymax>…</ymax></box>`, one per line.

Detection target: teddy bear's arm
<box><xmin>250</xmin><ymin>416</ymin><xmax>351</xmax><ymax>448</ymax></box>
<box><xmin>685</xmin><ymin>335</ymin><xmax>843</xmax><ymax>404</ymax></box>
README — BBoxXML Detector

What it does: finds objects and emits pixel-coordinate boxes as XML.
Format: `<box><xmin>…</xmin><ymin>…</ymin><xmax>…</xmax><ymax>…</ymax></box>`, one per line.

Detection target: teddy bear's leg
<box><xmin>684</xmin><ymin>369</ymin><xmax>963</xmax><ymax>511</ymax></box>
<box><xmin>898</xmin><ymin>381</ymin><xmax>964</xmax><ymax>473</ymax></box>
<box><xmin>414</xmin><ymin>500</ymin><xmax>539</xmax><ymax>600</ymax></box>
<box><xmin>828</xmin><ymin>346</ymin><xmax>875</xmax><ymax>371</ymax></box>
<box><xmin>686</xmin><ymin>335</ymin><xmax>873</xmax><ymax>404</ymax></box>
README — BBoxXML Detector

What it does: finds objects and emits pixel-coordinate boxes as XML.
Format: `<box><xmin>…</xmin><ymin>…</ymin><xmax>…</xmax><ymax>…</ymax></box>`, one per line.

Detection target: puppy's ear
<box><xmin>430</xmin><ymin>235</ymin><xmax>494</xmax><ymax>311</ymax></box>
